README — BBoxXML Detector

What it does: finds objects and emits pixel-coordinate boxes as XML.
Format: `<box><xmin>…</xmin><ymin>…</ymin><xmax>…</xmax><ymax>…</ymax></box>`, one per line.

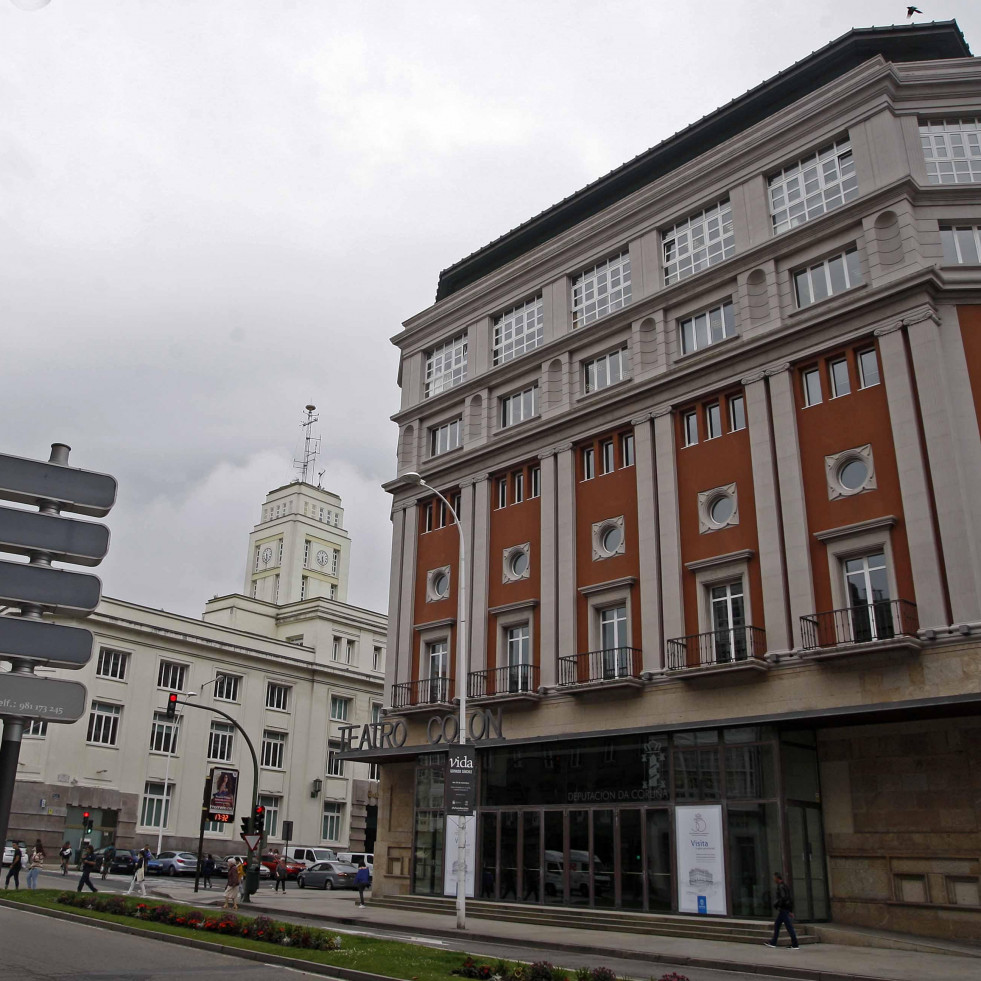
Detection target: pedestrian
<box><xmin>59</xmin><ymin>841</ymin><xmax>72</xmax><ymax>876</ymax></box>
<box><xmin>202</xmin><ymin>854</ymin><xmax>215</xmax><ymax>889</ymax></box>
<box><xmin>223</xmin><ymin>858</ymin><xmax>240</xmax><ymax>910</ymax></box>
<box><xmin>355</xmin><ymin>861</ymin><xmax>370</xmax><ymax>908</ymax></box>
<box><xmin>4</xmin><ymin>843</ymin><xmax>23</xmax><ymax>889</ymax></box>
<box><xmin>274</xmin><ymin>855</ymin><xmax>287</xmax><ymax>892</ymax></box>
<box><xmin>77</xmin><ymin>845</ymin><xmax>98</xmax><ymax>893</ymax></box>
<box><xmin>237</xmin><ymin>858</ymin><xmax>248</xmax><ymax>903</ymax></box>
<box><xmin>101</xmin><ymin>842</ymin><xmax>116</xmax><ymax>880</ymax></box>
<box><xmin>26</xmin><ymin>841</ymin><xmax>45</xmax><ymax>890</ymax></box>
<box><xmin>126</xmin><ymin>847</ymin><xmax>148</xmax><ymax>897</ymax></box>
<box><xmin>764</xmin><ymin>872</ymin><xmax>800</xmax><ymax>949</ymax></box>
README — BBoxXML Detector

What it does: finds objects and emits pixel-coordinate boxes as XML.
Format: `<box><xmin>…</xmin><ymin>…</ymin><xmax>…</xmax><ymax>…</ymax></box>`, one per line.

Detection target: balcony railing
<box><xmin>391</xmin><ymin>675</ymin><xmax>452</xmax><ymax>710</ymax></box>
<box><xmin>666</xmin><ymin>626</ymin><xmax>767</xmax><ymax>670</ymax></box>
<box><xmin>468</xmin><ymin>664</ymin><xmax>540</xmax><ymax>699</ymax></box>
<box><xmin>558</xmin><ymin>647</ymin><xmax>642</xmax><ymax>686</ymax></box>
<box><xmin>800</xmin><ymin>599</ymin><xmax>918</xmax><ymax>649</ymax></box>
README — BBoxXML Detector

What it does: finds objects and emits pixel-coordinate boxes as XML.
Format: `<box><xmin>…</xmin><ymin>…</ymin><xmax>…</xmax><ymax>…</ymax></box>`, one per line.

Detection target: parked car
<box><xmin>259</xmin><ymin>853</ymin><xmax>305</xmax><ymax>880</ymax></box>
<box><xmin>336</xmin><ymin>851</ymin><xmax>373</xmax><ymax>882</ymax></box>
<box><xmin>226</xmin><ymin>855</ymin><xmax>271</xmax><ymax>878</ymax></box>
<box><xmin>283</xmin><ymin>845</ymin><xmax>337</xmax><ymax>866</ymax></box>
<box><xmin>2</xmin><ymin>840</ymin><xmax>27</xmax><ymax>866</ymax></box>
<box><xmin>145</xmin><ymin>852</ymin><xmax>162</xmax><ymax>875</ymax></box>
<box><xmin>154</xmin><ymin>851</ymin><xmax>198</xmax><ymax>876</ymax></box>
<box><xmin>92</xmin><ymin>847</ymin><xmax>138</xmax><ymax>875</ymax></box>
<box><xmin>296</xmin><ymin>860</ymin><xmax>358</xmax><ymax>890</ymax></box>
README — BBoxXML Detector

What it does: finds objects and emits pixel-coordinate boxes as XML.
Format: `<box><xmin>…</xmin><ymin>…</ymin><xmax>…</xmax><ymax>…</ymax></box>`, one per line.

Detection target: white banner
<box><xmin>442</xmin><ymin>813</ymin><xmax>476</xmax><ymax>898</ymax></box>
<box><xmin>675</xmin><ymin>804</ymin><xmax>727</xmax><ymax>915</ymax></box>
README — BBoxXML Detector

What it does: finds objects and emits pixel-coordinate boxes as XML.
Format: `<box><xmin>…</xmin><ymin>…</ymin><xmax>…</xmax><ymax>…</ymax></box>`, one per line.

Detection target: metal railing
<box><xmin>665</xmin><ymin>625</ymin><xmax>767</xmax><ymax>670</ymax></box>
<box><xmin>558</xmin><ymin>647</ymin><xmax>642</xmax><ymax>686</ymax></box>
<box><xmin>800</xmin><ymin>599</ymin><xmax>918</xmax><ymax>649</ymax></box>
<box><xmin>391</xmin><ymin>675</ymin><xmax>452</xmax><ymax>709</ymax></box>
<box><xmin>468</xmin><ymin>664</ymin><xmax>540</xmax><ymax>698</ymax></box>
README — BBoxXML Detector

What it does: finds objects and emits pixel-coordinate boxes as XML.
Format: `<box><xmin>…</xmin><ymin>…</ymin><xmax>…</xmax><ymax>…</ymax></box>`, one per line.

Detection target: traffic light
<box><xmin>165</xmin><ymin>692</ymin><xmax>178</xmax><ymax>720</ymax></box>
<box><xmin>82</xmin><ymin>810</ymin><xmax>93</xmax><ymax>834</ymax></box>
<box><xmin>253</xmin><ymin>804</ymin><xmax>265</xmax><ymax>835</ymax></box>
<box><xmin>241</xmin><ymin>815</ymin><xmax>252</xmax><ymax>836</ymax></box>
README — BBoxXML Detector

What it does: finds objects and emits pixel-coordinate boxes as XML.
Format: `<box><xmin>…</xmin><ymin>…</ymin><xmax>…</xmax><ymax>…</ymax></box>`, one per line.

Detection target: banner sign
<box><xmin>675</xmin><ymin>804</ymin><xmax>727</xmax><ymax>915</ymax></box>
<box><xmin>446</xmin><ymin>746</ymin><xmax>477</xmax><ymax>815</ymax></box>
<box><xmin>207</xmin><ymin>767</ymin><xmax>238</xmax><ymax>824</ymax></box>
<box><xmin>442</xmin><ymin>813</ymin><xmax>476</xmax><ymax>898</ymax></box>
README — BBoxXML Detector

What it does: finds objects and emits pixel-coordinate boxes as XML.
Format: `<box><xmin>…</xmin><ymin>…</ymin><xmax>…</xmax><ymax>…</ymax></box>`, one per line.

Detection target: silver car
<box><xmin>155</xmin><ymin>850</ymin><xmax>198</xmax><ymax>876</ymax></box>
<box><xmin>296</xmin><ymin>860</ymin><xmax>358</xmax><ymax>890</ymax></box>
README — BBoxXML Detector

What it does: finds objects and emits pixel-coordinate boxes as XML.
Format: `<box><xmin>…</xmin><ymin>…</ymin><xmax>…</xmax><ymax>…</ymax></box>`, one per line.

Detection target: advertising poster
<box><xmin>675</xmin><ymin>804</ymin><xmax>727</xmax><ymax>915</ymax></box>
<box><xmin>209</xmin><ymin>767</ymin><xmax>239</xmax><ymax>818</ymax></box>
<box><xmin>442</xmin><ymin>813</ymin><xmax>476</xmax><ymax>898</ymax></box>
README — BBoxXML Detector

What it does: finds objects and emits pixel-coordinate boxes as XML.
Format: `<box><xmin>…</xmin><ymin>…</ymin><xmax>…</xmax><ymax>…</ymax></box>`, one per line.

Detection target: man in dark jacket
<box><xmin>764</xmin><ymin>872</ymin><xmax>799</xmax><ymax>948</ymax></box>
<box><xmin>77</xmin><ymin>846</ymin><xmax>98</xmax><ymax>893</ymax></box>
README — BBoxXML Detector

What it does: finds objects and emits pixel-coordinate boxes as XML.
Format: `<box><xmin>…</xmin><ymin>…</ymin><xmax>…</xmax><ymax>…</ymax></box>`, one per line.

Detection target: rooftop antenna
<box><xmin>293</xmin><ymin>404</ymin><xmax>321</xmax><ymax>485</ymax></box>
<box><xmin>317</xmin><ymin>469</ymin><xmax>326</xmax><ymax>488</ymax></box>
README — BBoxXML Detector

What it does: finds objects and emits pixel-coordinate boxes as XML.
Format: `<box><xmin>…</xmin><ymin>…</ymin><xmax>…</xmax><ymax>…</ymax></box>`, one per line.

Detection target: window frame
<box><xmin>139</xmin><ymin>781</ymin><xmax>173</xmax><ymax>830</ymax></box>
<box><xmin>662</xmin><ymin>199</ymin><xmax>735</xmax><ymax>285</ymax></box>
<box><xmin>793</xmin><ymin>247</ymin><xmax>862</xmax><ymax>308</ymax></box>
<box><xmin>260</xmin><ymin>729</ymin><xmax>287</xmax><ymax>770</ymax></box>
<box><xmin>728</xmin><ymin>394</ymin><xmax>746</xmax><ymax>432</ymax></box>
<box><xmin>493</xmin><ymin>296</ymin><xmax>544</xmax><ymax>366</ymax></box>
<box><xmin>157</xmin><ymin>660</ymin><xmax>187</xmax><ymax>692</ymax></box>
<box><xmin>571</xmin><ymin>251</ymin><xmax>632</xmax><ymax>329</ymax></box>
<box><xmin>424</xmin><ymin>332</ymin><xmax>468</xmax><ymax>397</ymax></box>
<box><xmin>581</xmin><ymin>446</ymin><xmax>595</xmax><ymax>481</ymax></box>
<box><xmin>429</xmin><ymin>418</ymin><xmax>462</xmax><ymax>457</ymax></box>
<box><xmin>940</xmin><ymin>223</ymin><xmax>981</xmax><ymax>265</ymax></box>
<box><xmin>87</xmin><ymin>701</ymin><xmax>121</xmax><ymax>747</ymax></box>
<box><xmin>96</xmin><ymin>647</ymin><xmax>128</xmax><ymax>681</ymax></box>
<box><xmin>678</xmin><ymin>299</ymin><xmax>736</xmax><ymax>356</ymax></box>
<box><xmin>600</xmin><ymin>439</ymin><xmax>615</xmax><ymax>475</ymax></box>
<box><xmin>149</xmin><ymin>712</ymin><xmax>179</xmax><ymax>755</ymax></box>
<box><xmin>327</xmin><ymin>740</ymin><xmax>346</xmax><ymax>777</ymax></box>
<box><xmin>802</xmin><ymin>367</ymin><xmax>823</xmax><ymax>407</ymax></box>
<box><xmin>329</xmin><ymin>695</ymin><xmax>352</xmax><ymax>722</ymax></box>
<box><xmin>706</xmin><ymin>403</ymin><xmax>723</xmax><ymax>440</ymax></box>
<box><xmin>582</xmin><ymin>347</ymin><xmax>628</xmax><ymax>395</ymax></box>
<box><xmin>530</xmin><ymin>465</ymin><xmax>541</xmax><ymax>498</ymax></box>
<box><xmin>265</xmin><ymin>681</ymin><xmax>291</xmax><ymax>713</ymax></box>
<box><xmin>682</xmin><ymin>410</ymin><xmax>699</xmax><ymax>447</ymax></box>
<box><xmin>322</xmin><ymin>801</ymin><xmax>342</xmax><ymax>842</ymax></box>
<box><xmin>829</xmin><ymin>357</ymin><xmax>851</xmax><ymax>399</ymax></box>
<box><xmin>768</xmin><ymin>138</ymin><xmax>859</xmax><ymax>234</ymax></box>
<box><xmin>208</xmin><ymin>721</ymin><xmax>235</xmax><ymax>763</ymax></box>
<box><xmin>858</xmin><ymin>349</ymin><xmax>880</xmax><ymax>389</ymax></box>
<box><xmin>921</xmin><ymin>119</ymin><xmax>981</xmax><ymax>185</ymax></box>
<box><xmin>213</xmin><ymin>673</ymin><xmax>241</xmax><ymax>703</ymax></box>
<box><xmin>500</xmin><ymin>383</ymin><xmax>540</xmax><ymax>429</ymax></box>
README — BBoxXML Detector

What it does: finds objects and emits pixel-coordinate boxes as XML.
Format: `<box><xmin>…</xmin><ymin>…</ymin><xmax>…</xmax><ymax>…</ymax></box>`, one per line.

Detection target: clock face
<box><xmin>316</xmin><ymin>549</ymin><xmax>330</xmax><ymax>567</ymax></box>
<box><xmin>261</xmin><ymin>547</ymin><xmax>273</xmax><ymax>564</ymax></box>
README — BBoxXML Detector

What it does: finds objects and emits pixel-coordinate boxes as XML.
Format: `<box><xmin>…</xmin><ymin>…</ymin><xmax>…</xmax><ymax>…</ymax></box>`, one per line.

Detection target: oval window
<box><xmin>432</xmin><ymin>572</ymin><xmax>449</xmax><ymax>597</ymax></box>
<box><xmin>709</xmin><ymin>495</ymin><xmax>734</xmax><ymax>525</ymax></box>
<box><xmin>509</xmin><ymin>550</ymin><xmax>529</xmax><ymax>577</ymax></box>
<box><xmin>601</xmin><ymin>525</ymin><xmax>623</xmax><ymax>554</ymax></box>
<box><xmin>838</xmin><ymin>458</ymin><xmax>868</xmax><ymax>491</ymax></box>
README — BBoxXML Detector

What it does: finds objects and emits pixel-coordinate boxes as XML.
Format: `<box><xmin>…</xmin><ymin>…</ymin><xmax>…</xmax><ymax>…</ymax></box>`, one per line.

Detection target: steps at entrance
<box><xmin>370</xmin><ymin>895</ymin><xmax>818</xmax><ymax>945</ymax></box>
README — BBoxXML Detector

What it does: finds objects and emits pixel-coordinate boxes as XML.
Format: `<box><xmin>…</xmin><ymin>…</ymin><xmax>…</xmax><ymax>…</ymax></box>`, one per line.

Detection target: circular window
<box><xmin>432</xmin><ymin>572</ymin><xmax>449</xmax><ymax>597</ymax></box>
<box><xmin>838</xmin><ymin>458</ymin><xmax>868</xmax><ymax>491</ymax></box>
<box><xmin>509</xmin><ymin>549</ymin><xmax>529</xmax><ymax>577</ymax></box>
<box><xmin>601</xmin><ymin>524</ymin><xmax>623</xmax><ymax>554</ymax></box>
<box><xmin>709</xmin><ymin>495</ymin><xmax>734</xmax><ymax>525</ymax></box>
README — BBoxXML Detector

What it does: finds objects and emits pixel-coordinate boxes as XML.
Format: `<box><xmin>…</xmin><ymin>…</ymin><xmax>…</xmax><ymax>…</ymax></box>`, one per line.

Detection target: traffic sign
<box><xmin>0</xmin><ymin>505</ymin><xmax>110</xmax><ymax>566</ymax></box>
<box><xmin>0</xmin><ymin>451</ymin><xmax>117</xmax><ymax>517</ymax></box>
<box><xmin>241</xmin><ymin>834</ymin><xmax>262</xmax><ymax>853</ymax></box>
<box><xmin>0</xmin><ymin>559</ymin><xmax>102</xmax><ymax>614</ymax></box>
<box><xmin>0</xmin><ymin>674</ymin><xmax>87</xmax><ymax>722</ymax></box>
<box><xmin>0</xmin><ymin>618</ymin><xmax>93</xmax><ymax>667</ymax></box>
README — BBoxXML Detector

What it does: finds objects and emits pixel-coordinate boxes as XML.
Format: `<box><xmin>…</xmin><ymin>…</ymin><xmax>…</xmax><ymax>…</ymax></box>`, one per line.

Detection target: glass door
<box><xmin>711</xmin><ymin>581</ymin><xmax>746</xmax><ymax>662</ymax></box>
<box><xmin>543</xmin><ymin>810</ymin><xmax>565</xmax><ymax>905</ymax></box>
<box><xmin>619</xmin><ymin>809</ymin><xmax>644</xmax><ymax>909</ymax></box>
<box><xmin>645</xmin><ymin>808</ymin><xmax>673</xmax><ymax>911</ymax></box>
<box><xmin>499</xmin><ymin>811</ymin><xmax>518</xmax><ymax>901</ymax></box>
<box><xmin>600</xmin><ymin>606</ymin><xmax>629</xmax><ymax>678</ymax></box>
<box><xmin>479</xmin><ymin>812</ymin><xmax>497</xmax><ymax>899</ymax></box>
<box><xmin>593</xmin><ymin>809</ymin><xmax>615</xmax><ymax>907</ymax></box>
<box><xmin>787</xmin><ymin>803</ymin><xmax>829</xmax><ymax>920</ymax></box>
<box><xmin>521</xmin><ymin>811</ymin><xmax>542</xmax><ymax>903</ymax></box>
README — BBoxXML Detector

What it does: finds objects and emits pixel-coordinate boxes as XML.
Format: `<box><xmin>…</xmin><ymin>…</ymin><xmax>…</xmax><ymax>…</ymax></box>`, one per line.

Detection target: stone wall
<box><xmin>370</xmin><ymin>761</ymin><xmax>416</xmax><ymax>898</ymax></box>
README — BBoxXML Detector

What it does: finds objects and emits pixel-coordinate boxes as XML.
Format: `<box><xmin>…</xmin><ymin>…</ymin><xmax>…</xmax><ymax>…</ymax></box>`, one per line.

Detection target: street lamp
<box><xmin>403</xmin><ymin>471</ymin><xmax>469</xmax><ymax>930</ymax></box>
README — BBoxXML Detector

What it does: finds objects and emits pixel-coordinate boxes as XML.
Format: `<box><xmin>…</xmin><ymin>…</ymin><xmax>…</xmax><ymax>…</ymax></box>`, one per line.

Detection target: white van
<box><xmin>337</xmin><ymin>851</ymin><xmax>373</xmax><ymax>877</ymax></box>
<box><xmin>284</xmin><ymin>845</ymin><xmax>338</xmax><ymax>866</ymax></box>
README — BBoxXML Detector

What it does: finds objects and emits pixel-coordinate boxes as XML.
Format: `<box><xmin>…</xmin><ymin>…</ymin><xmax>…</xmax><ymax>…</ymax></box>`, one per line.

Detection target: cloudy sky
<box><xmin>2</xmin><ymin>1</ymin><xmax>979</xmax><ymax>620</ymax></box>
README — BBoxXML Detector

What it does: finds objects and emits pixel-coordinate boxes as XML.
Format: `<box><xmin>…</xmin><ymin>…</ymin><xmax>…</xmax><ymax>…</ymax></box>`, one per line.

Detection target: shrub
<box><xmin>530</xmin><ymin>963</ymin><xmax>556</xmax><ymax>981</ymax></box>
<box><xmin>654</xmin><ymin>975</ymin><xmax>690</xmax><ymax>981</ymax></box>
<box><xmin>590</xmin><ymin>969</ymin><xmax>617</xmax><ymax>981</ymax></box>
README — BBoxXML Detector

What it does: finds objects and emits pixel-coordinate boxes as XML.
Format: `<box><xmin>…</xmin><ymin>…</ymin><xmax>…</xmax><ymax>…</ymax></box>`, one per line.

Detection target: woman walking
<box><xmin>59</xmin><ymin>841</ymin><xmax>72</xmax><ymax>876</ymax></box>
<box><xmin>126</xmin><ymin>847</ymin><xmax>148</xmax><ymax>897</ymax></box>
<box><xmin>222</xmin><ymin>858</ymin><xmax>240</xmax><ymax>910</ymax></box>
<box><xmin>4</xmin><ymin>843</ymin><xmax>23</xmax><ymax>889</ymax></box>
<box><xmin>274</xmin><ymin>855</ymin><xmax>288</xmax><ymax>893</ymax></box>
<box><xmin>26</xmin><ymin>841</ymin><xmax>44</xmax><ymax>890</ymax></box>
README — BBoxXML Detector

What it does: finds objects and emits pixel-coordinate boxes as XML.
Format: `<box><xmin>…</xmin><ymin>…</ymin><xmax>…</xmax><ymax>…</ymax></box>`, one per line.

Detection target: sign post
<box><xmin>0</xmin><ymin>444</ymin><xmax>116</xmax><ymax>852</ymax></box>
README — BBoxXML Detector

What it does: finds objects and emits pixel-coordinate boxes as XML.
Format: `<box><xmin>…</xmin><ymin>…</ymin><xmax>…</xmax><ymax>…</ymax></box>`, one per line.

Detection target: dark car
<box><xmin>296</xmin><ymin>860</ymin><xmax>358</xmax><ymax>890</ymax></box>
<box><xmin>92</xmin><ymin>847</ymin><xmax>138</xmax><ymax>875</ymax></box>
<box><xmin>259</xmin><ymin>853</ymin><xmax>305</xmax><ymax>880</ymax></box>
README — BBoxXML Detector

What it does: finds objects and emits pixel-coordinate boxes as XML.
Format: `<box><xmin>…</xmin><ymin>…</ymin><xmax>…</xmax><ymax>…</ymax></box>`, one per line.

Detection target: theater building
<box><xmin>363</xmin><ymin>22</ymin><xmax>981</xmax><ymax>940</ymax></box>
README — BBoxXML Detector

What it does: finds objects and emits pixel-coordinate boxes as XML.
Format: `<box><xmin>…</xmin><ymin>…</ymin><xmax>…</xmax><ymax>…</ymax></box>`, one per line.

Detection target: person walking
<box><xmin>126</xmin><ymin>847</ymin><xmax>148</xmax><ymax>897</ymax></box>
<box><xmin>202</xmin><ymin>854</ymin><xmax>215</xmax><ymax>889</ymax></box>
<box><xmin>354</xmin><ymin>861</ymin><xmax>370</xmax><ymax>908</ymax></box>
<box><xmin>26</xmin><ymin>842</ymin><xmax>45</xmax><ymax>890</ymax></box>
<box><xmin>100</xmin><ymin>842</ymin><xmax>116</xmax><ymax>880</ymax></box>
<box><xmin>764</xmin><ymin>872</ymin><xmax>800</xmax><ymax>949</ymax></box>
<box><xmin>237</xmin><ymin>858</ymin><xmax>248</xmax><ymax>903</ymax></box>
<box><xmin>59</xmin><ymin>841</ymin><xmax>72</xmax><ymax>876</ymax></box>
<box><xmin>77</xmin><ymin>845</ymin><xmax>98</xmax><ymax>893</ymax></box>
<box><xmin>4</xmin><ymin>843</ymin><xmax>23</xmax><ymax>889</ymax></box>
<box><xmin>223</xmin><ymin>858</ymin><xmax>240</xmax><ymax>910</ymax></box>
<box><xmin>274</xmin><ymin>855</ymin><xmax>287</xmax><ymax>893</ymax></box>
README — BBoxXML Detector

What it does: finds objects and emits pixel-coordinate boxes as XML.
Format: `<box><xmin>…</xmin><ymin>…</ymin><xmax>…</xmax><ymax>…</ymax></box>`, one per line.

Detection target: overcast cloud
<box><xmin>2</xmin><ymin>1</ymin><xmax>979</xmax><ymax>619</ymax></box>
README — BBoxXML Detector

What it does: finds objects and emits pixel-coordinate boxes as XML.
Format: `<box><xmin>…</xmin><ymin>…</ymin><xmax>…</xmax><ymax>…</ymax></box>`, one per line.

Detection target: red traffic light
<box><xmin>82</xmin><ymin>811</ymin><xmax>90</xmax><ymax>819</ymax></box>
<box><xmin>254</xmin><ymin>805</ymin><xmax>264</xmax><ymax>816</ymax></box>
<box><xmin>166</xmin><ymin>692</ymin><xmax>179</xmax><ymax>719</ymax></box>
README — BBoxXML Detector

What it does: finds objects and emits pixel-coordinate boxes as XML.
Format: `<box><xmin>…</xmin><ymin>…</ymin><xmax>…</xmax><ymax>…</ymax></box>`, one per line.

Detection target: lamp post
<box><xmin>404</xmin><ymin>471</ymin><xmax>469</xmax><ymax>930</ymax></box>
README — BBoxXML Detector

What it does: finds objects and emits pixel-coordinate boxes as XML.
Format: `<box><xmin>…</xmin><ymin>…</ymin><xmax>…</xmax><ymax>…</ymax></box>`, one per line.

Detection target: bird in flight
<box><xmin>907</xmin><ymin>6</ymin><xmax>923</xmax><ymax>16</ymax></box>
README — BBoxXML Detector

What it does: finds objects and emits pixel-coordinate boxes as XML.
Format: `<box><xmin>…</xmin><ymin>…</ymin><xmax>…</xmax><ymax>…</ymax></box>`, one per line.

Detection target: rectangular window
<box><xmin>500</xmin><ymin>383</ymin><xmax>539</xmax><ymax>428</ymax></box>
<box><xmin>24</xmin><ymin>719</ymin><xmax>47</xmax><ymax>738</ymax></box>
<box><xmin>794</xmin><ymin>247</ymin><xmax>862</xmax><ymax>307</ymax></box>
<box><xmin>940</xmin><ymin>224</ymin><xmax>981</xmax><ymax>264</ymax></box>
<box><xmin>425</xmin><ymin>332</ymin><xmax>468</xmax><ymax>397</ymax></box>
<box><xmin>496</xmin><ymin>477</ymin><xmax>508</xmax><ymax>509</ymax></box>
<box><xmin>300</xmin><ymin>575</ymin><xmax>308</xmax><ymax>600</ymax></box>
<box><xmin>710</xmin><ymin>580</ymin><xmax>747</xmax><ymax>662</ymax></box>
<box><xmin>582</xmin><ymin>446</ymin><xmax>595</xmax><ymax>480</ymax></box>
<box><xmin>427</xmin><ymin>641</ymin><xmax>449</xmax><ymax>701</ymax></box>
<box><xmin>429</xmin><ymin>419</ymin><xmax>462</xmax><ymax>456</ymax></box>
<box><xmin>332</xmin><ymin>636</ymin><xmax>342</xmax><ymax>661</ymax></box>
<box><xmin>679</xmin><ymin>300</ymin><xmax>736</xmax><ymax>355</ymax></box>
<box><xmin>303</xmin><ymin>540</ymin><xmax>310</xmax><ymax>567</ymax></box>
<box><xmin>213</xmin><ymin>673</ymin><xmax>241</xmax><ymax>702</ymax></box>
<box><xmin>663</xmin><ymin>199</ymin><xmax>735</xmax><ymax>284</ymax></box>
<box><xmin>423</xmin><ymin>502</ymin><xmax>434</xmax><ymax>533</ymax></box>
<box><xmin>96</xmin><ymin>648</ymin><xmax>128</xmax><ymax>680</ymax></box>
<box><xmin>802</xmin><ymin>367</ymin><xmax>823</xmax><ymax>407</ymax></box>
<box><xmin>345</xmin><ymin>639</ymin><xmax>356</xmax><ymax>663</ymax></box>
<box><xmin>768</xmin><ymin>138</ymin><xmax>859</xmax><ymax>233</ymax></box>
<box><xmin>583</xmin><ymin>347</ymin><xmax>627</xmax><ymax>394</ymax></box>
<box><xmin>493</xmin><ymin>296</ymin><xmax>544</xmax><ymax>365</ymax></box>
<box><xmin>843</xmin><ymin>551</ymin><xmax>892</xmax><ymax>642</ymax></box>
<box><xmin>278</xmin><ymin>540</ymin><xmax>283</xmax><ymax>564</ymax></box>
<box><xmin>149</xmin><ymin>712</ymin><xmax>178</xmax><ymax>754</ymax></box>
<box><xmin>620</xmin><ymin>433</ymin><xmax>635</xmax><ymax>467</ymax></box>
<box><xmin>330</xmin><ymin>695</ymin><xmax>351</xmax><ymax>722</ymax></box>
<box><xmin>265</xmin><ymin>682</ymin><xmax>291</xmax><ymax>712</ymax></box>
<box><xmin>157</xmin><ymin>661</ymin><xmax>186</xmax><ymax>691</ymax></box>
<box><xmin>373</xmin><ymin>646</ymin><xmax>383</xmax><ymax>671</ymax></box>
<box><xmin>830</xmin><ymin>358</ymin><xmax>851</xmax><ymax>398</ymax></box>
<box><xmin>729</xmin><ymin>394</ymin><xmax>746</xmax><ymax>432</ymax></box>
<box><xmin>600</xmin><ymin>439</ymin><xmax>615</xmax><ymax>474</ymax></box>
<box><xmin>140</xmin><ymin>781</ymin><xmax>172</xmax><ymax>829</ymax></box>
<box><xmin>572</xmin><ymin>251</ymin><xmax>632</xmax><ymax>328</ymax></box>
<box><xmin>261</xmin><ymin>730</ymin><xmax>287</xmax><ymax>769</ymax></box>
<box><xmin>513</xmin><ymin>471</ymin><xmax>524</xmax><ymax>503</ymax></box>
<box><xmin>258</xmin><ymin>795</ymin><xmax>280</xmax><ymax>839</ymax></box>
<box><xmin>208</xmin><ymin>722</ymin><xmax>234</xmax><ymax>762</ymax></box>
<box><xmin>254</xmin><ymin>545</ymin><xmax>261</xmax><ymax>571</ymax></box>
<box><xmin>327</xmin><ymin>740</ymin><xmax>345</xmax><ymax>777</ymax></box>
<box><xmin>706</xmin><ymin>403</ymin><xmax>723</xmax><ymax>439</ymax></box>
<box><xmin>87</xmin><ymin>702</ymin><xmax>121</xmax><ymax>746</ymax></box>
<box><xmin>530</xmin><ymin>465</ymin><xmax>541</xmax><ymax>498</ymax></box>
<box><xmin>505</xmin><ymin>624</ymin><xmax>532</xmax><ymax>692</ymax></box>
<box><xmin>858</xmin><ymin>349</ymin><xmax>880</xmax><ymax>389</ymax></box>
<box><xmin>322</xmin><ymin>802</ymin><xmax>342</xmax><ymax>841</ymax></box>
<box><xmin>683</xmin><ymin>411</ymin><xmax>698</xmax><ymax>447</ymax></box>
<box><xmin>921</xmin><ymin>119</ymin><xmax>981</xmax><ymax>185</ymax></box>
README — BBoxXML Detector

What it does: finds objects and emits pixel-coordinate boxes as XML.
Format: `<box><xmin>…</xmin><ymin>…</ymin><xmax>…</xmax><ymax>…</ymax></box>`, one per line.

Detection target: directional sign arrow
<box><xmin>0</xmin><ymin>559</ymin><xmax>102</xmax><ymax>614</ymax></box>
<box><xmin>241</xmin><ymin>834</ymin><xmax>262</xmax><ymax>853</ymax></box>
<box><xmin>0</xmin><ymin>452</ymin><xmax>117</xmax><ymax>517</ymax></box>
<box><xmin>0</xmin><ymin>673</ymin><xmax>88</xmax><ymax>723</ymax></box>
<box><xmin>0</xmin><ymin>617</ymin><xmax>93</xmax><ymax>667</ymax></box>
<box><xmin>0</xmin><ymin>506</ymin><xmax>110</xmax><ymax>566</ymax></box>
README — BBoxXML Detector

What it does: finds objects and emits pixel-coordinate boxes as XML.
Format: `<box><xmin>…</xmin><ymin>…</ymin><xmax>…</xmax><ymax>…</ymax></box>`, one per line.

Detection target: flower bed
<box><xmin>56</xmin><ymin>892</ymin><xmax>341</xmax><ymax>951</ymax></box>
<box><xmin>453</xmin><ymin>959</ymin><xmax>688</xmax><ymax>981</ymax></box>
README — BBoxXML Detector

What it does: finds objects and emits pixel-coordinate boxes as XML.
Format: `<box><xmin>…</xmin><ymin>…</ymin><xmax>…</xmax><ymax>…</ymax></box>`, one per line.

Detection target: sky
<box><xmin>2</xmin><ymin>1</ymin><xmax>980</xmax><ymax>621</ymax></box>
